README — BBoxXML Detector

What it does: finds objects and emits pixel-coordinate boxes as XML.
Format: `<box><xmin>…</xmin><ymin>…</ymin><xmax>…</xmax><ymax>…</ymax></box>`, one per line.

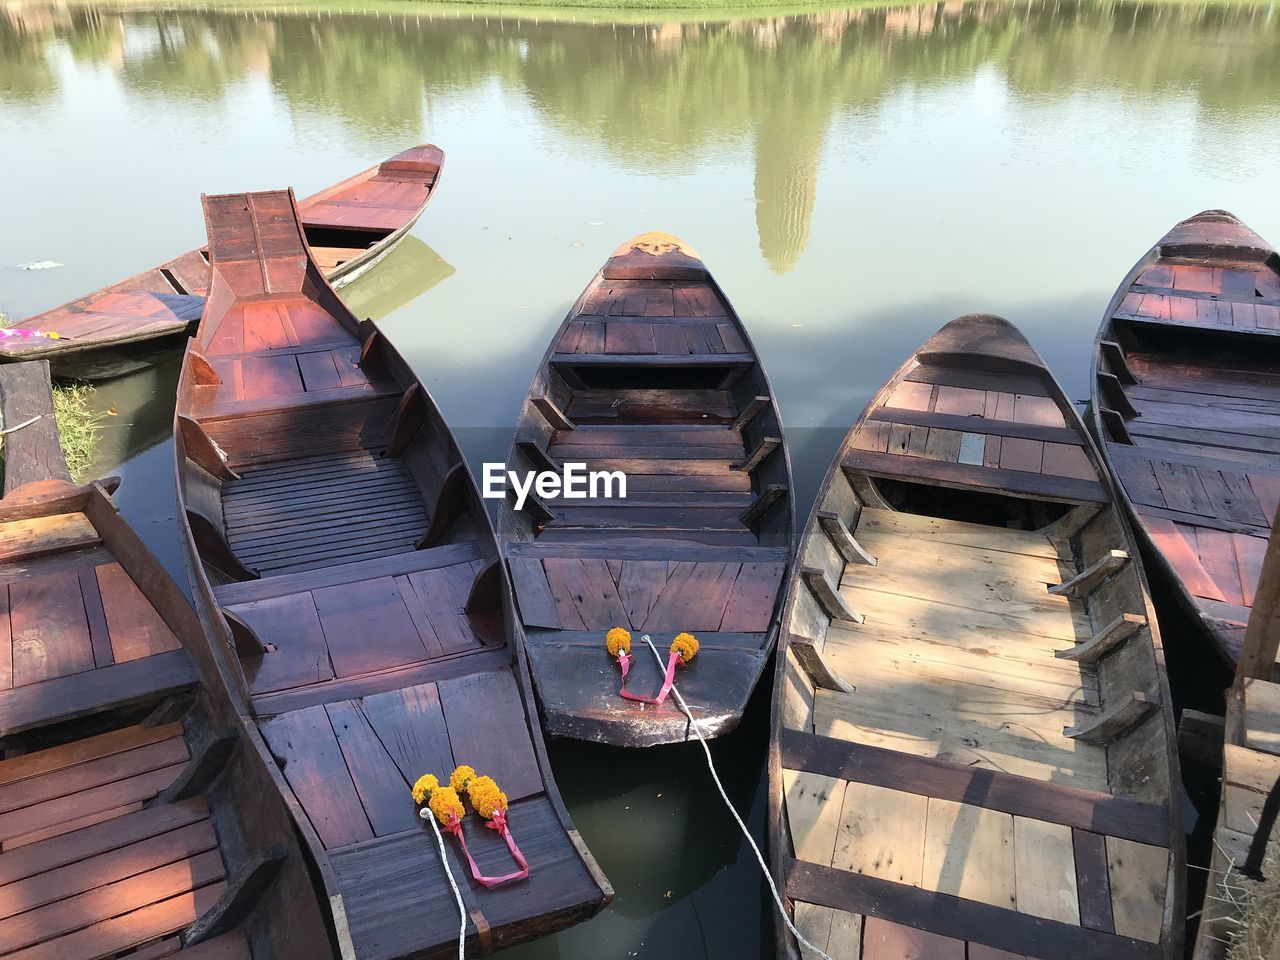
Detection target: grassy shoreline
<box><xmin>24</xmin><ymin>0</ymin><xmax>1263</xmax><ymax>20</ymax></box>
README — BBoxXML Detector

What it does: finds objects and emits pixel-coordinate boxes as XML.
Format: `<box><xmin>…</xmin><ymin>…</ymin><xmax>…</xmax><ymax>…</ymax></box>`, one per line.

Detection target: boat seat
<box><xmin>211</xmin><ymin>541</ymin><xmax>506</xmax><ymax>708</ymax></box>
<box><xmin>842</xmin><ymin>447</ymin><xmax>1107</xmax><ymax>505</ymax></box>
<box><xmin>0</xmin><ymin>723</ymin><xmax>241</xmax><ymax>960</ymax></box>
<box><xmin>0</xmin><ymin>513</ymin><xmax>198</xmax><ymax>739</ymax></box>
<box><xmin>507</xmin><ymin>549</ymin><xmax>786</xmax><ymax>634</ymax></box>
<box><xmin>192</xmin><ymin>342</ymin><xmax>398</xmax><ymax>422</ymax></box>
<box><xmin>201</xmin><ymin>394</ymin><xmax>398</xmax><ymax>472</ymax></box>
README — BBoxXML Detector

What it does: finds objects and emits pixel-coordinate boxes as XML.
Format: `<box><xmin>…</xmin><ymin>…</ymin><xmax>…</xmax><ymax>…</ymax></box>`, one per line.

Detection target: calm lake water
<box><xmin>3</xmin><ymin>0</ymin><xmax>1280</xmax><ymax>954</ymax></box>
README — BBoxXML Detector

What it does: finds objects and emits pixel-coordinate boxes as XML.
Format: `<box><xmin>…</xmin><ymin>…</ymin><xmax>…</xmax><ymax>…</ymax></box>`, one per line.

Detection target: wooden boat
<box><xmin>3</xmin><ymin>145</ymin><xmax>444</xmax><ymax>378</ymax></box>
<box><xmin>498</xmin><ymin>233</ymin><xmax>794</xmax><ymax>748</ymax></box>
<box><xmin>769</xmin><ymin>315</ymin><xmax>1184</xmax><ymax>959</ymax></box>
<box><xmin>1089</xmin><ymin>210</ymin><xmax>1280</xmax><ymax>668</ymax></box>
<box><xmin>0</xmin><ymin>360</ymin><xmax>331</xmax><ymax>959</ymax></box>
<box><xmin>1192</xmin><ymin>523</ymin><xmax>1280</xmax><ymax>959</ymax></box>
<box><xmin>173</xmin><ymin>190</ymin><xmax>610</xmax><ymax>959</ymax></box>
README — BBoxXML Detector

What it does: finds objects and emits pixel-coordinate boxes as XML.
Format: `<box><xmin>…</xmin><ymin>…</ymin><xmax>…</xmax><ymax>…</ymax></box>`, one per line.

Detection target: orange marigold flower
<box><xmin>468</xmin><ymin>775</ymin><xmax>508</xmax><ymax>820</ymax></box>
<box><xmin>606</xmin><ymin>626</ymin><xmax>631</xmax><ymax>657</ymax></box>
<box><xmin>450</xmin><ymin>765</ymin><xmax>477</xmax><ymax>793</ymax></box>
<box><xmin>411</xmin><ymin>773</ymin><xmax>440</xmax><ymax>805</ymax></box>
<box><xmin>671</xmin><ymin>632</ymin><xmax>699</xmax><ymax>663</ymax></box>
<box><xmin>427</xmin><ymin>786</ymin><xmax>465</xmax><ymax>826</ymax></box>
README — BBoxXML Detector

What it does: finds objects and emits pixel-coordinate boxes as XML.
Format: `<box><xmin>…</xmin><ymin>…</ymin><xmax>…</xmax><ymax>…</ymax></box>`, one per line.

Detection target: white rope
<box><xmin>421</xmin><ymin>808</ymin><xmax>467</xmax><ymax>960</ymax></box>
<box><xmin>642</xmin><ymin>636</ymin><xmax>833</xmax><ymax>960</ymax></box>
<box><xmin>0</xmin><ymin>415</ymin><xmax>40</xmax><ymax>436</ymax></box>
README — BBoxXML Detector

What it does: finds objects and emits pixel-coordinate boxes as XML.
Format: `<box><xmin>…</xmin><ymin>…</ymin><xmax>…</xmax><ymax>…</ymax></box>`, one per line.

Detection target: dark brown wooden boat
<box><xmin>498</xmin><ymin>233</ymin><xmax>794</xmax><ymax>748</ymax></box>
<box><xmin>769</xmin><ymin>315</ymin><xmax>1183</xmax><ymax>960</ymax></box>
<box><xmin>173</xmin><ymin>189</ymin><xmax>610</xmax><ymax>959</ymax></box>
<box><xmin>0</xmin><ymin>360</ymin><xmax>331</xmax><ymax>960</ymax></box>
<box><xmin>3</xmin><ymin>145</ymin><xmax>444</xmax><ymax>378</ymax></box>
<box><xmin>1089</xmin><ymin>210</ymin><xmax>1280</xmax><ymax>669</ymax></box>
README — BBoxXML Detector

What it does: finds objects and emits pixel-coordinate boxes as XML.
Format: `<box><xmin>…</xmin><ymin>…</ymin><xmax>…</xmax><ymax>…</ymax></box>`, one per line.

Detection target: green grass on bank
<box><xmin>52</xmin><ymin>383</ymin><xmax>104</xmax><ymax>484</ymax></box>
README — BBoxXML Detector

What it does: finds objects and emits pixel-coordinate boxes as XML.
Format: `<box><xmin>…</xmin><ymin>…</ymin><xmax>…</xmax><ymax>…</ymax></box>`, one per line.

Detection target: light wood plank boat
<box><xmin>173</xmin><ymin>190</ymin><xmax>610</xmax><ymax>959</ymax></box>
<box><xmin>498</xmin><ymin>233</ymin><xmax>794</xmax><ymax>748</ymax></box>
<box><xmin>1089</xmin><ymin>210</ymin><xmax>1280</xmax><ymax>668</ymax></box>
<box><xmin>0</xmin><ymin>360</ymin><xmax>332</xmax><ymax>959</ymax></box>
<box><xmin>4</xmin><ymin>145</ymin><xmax>444</xmax><ymax>378</ymax></box>
<box><xmin>769</xmin><ymin>315</ymin><xmax>1184</xmax><ymax>960</ymax></box>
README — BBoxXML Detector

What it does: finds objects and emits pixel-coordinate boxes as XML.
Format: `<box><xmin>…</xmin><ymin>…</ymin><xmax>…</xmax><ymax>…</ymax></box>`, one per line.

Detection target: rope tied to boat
<box><xmin>412</xmin><ymin>766</ymin><xmax>533</xmax><ymax>958</ymax></box>
<box><xmin>637</xmin><ymin>635</ymin><xmax>835</xmax><ymax>960</ymax></box>
<box><xmin>607</xmin><ymin>626</ymin><xmax>699</xmax><ymax>704</ymax></box>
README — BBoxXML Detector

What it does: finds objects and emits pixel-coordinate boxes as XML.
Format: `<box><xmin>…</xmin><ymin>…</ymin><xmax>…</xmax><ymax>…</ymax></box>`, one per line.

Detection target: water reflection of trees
<box><xmin>4</xmin><ymin>1</ymin><xmax>1278</xmax><ymax>270</ymax></box>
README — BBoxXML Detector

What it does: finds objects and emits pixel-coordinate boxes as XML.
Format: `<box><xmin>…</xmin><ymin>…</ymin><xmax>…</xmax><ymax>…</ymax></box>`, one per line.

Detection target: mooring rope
<box><xmin>422</xmin><ymin>807</ymin><xmax>468</xmax><ymax>960</ymax></box>
<box><xmin>641</xmin><ymin>636</ymin><xmax>834</xmax><ymax>960</ymax></box>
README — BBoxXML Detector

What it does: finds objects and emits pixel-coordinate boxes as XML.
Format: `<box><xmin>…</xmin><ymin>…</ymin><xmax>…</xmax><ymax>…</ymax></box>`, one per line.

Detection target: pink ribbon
<box><xmin>444</xmin><ymin>812</ymin><xmax>530</xmax><ymax>888</ymax></box>
<box><xmin>616</xmin><ymin>650</ymin><xmax>681</xmax><ymax>705</ymax></box>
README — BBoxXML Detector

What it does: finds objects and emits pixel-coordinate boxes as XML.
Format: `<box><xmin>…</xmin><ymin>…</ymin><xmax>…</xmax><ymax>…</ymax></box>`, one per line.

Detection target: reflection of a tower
<box><xmin>753</xmin><ymin>116</ymin><xmax>819</xmax><ymax>275</ymax></box>
<box><xmin>749</xmin><ymin>17</ymin><xmax>824</xmax><ymax>276</ymax></box>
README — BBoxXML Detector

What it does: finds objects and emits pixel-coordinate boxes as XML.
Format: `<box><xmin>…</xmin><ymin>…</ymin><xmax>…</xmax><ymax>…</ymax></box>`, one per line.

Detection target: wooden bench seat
<box><xmin>842</xmin><ymin>448</ymin><xmax>1108</xmax><ymax>504</ymax></box>
<box><xmin>211</xmin><ymin>541</ymin><xmax>502</xmax><ymax>710</ymax></box>
<box><xmin>0</xmin><ymin>521</ymin><xmax>198</xmax><ymax>737</ymax></box>
<box><xmin>0</xmin><ymin>724</ymin><xmax>238</xmax><ymax>960</ymax></box>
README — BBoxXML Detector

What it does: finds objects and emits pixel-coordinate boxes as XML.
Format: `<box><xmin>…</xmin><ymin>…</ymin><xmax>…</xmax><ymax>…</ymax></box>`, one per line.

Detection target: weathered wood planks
<box><xmin>772</xmin><ymin>314</ymin><xmax>1182</xmax><ymax>960</ymax></box>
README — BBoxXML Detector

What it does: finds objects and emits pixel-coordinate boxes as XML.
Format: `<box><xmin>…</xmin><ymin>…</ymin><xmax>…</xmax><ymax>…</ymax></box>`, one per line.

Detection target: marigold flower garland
<box><xmin>606</xmin><ymin>627</ymin><xmax>698</xmax><ymax>704</ymax></box>
<box><xmin>411</xmin><ymin>765</ymin><xmax>529</xmax><ymax>888</ymax></box>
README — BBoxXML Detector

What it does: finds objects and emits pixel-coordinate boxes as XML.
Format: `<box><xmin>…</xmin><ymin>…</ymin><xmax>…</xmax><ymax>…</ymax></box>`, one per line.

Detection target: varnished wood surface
<box><xmin>1090</xmin><ymin>210</ymin><xmax>1280</xmax><ymax>667</ymax></box>
<box><xmin>770</xmin><ymin>316</ymin><xmax>1183</xmax><ymax>960</ymax></box>
<box><xmin>498</xmin><ymin>233</ymin><xmax>794</xmax><ymax>747</ymax></box>
<box><xmin>173</xmin><ymin>190</ymin><xmax>608</xmax><ymax>960</ymax></box>
<box><xmin>2</xmin><ymin>146</ymin><xmax>443</xmax><ymax>368</ymax></box>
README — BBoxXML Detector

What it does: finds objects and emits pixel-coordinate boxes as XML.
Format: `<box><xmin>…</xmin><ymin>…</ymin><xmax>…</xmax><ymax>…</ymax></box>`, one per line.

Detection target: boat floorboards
<box><xmin>783</xmin><ymin>509</ymin><xmax>1168</xmax><ymax>958</ymax></box>
<box><xmin>224</xmin><ymin>450</ymin><xmax>428</xmax><ymax>576</ymax></box>
<box><xmin>0</xmin><ymin>722</ymin><xmax>250</xmax><ymax>960</ymax></box>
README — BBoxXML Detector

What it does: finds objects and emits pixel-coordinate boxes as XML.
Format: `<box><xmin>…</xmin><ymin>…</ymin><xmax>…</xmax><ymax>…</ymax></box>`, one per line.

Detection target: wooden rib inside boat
<box><xmin>0</xmin><ymin>361</ymin><xmax>331</xmax><ymax>960</ymax></box>
<box><xmin>770</xmin><ymin>315</ymin><xmax>1184</xmax><ymax>960</ymax></box>
<box><xmin>1090</xmin><ymin>210</ymin><xmax>1280</xmax><ymax>669</ymax></box>
<box><xmin>498</xmin><ymin>233</ymin><xmax>794</xmax><ymax>748</ymax></box>
<box><xmin>173</xmin><ymin>189</ymin><xmax>610</xmax><ymax>959</ymax></box>
<box><xmin>3</xmin><ymin>145</ymin><xmax>444</xmax><ymax>375</ymax></box>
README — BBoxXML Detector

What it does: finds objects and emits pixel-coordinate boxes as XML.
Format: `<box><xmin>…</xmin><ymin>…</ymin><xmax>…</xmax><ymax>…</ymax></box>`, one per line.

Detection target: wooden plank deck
<box><xmin>1092</xmin><ymin>210</ymin><xmax>1280</xmax><ymax>667</ymax></box>
<box><xmin>0</xmin><ymin>723</ymin><xmax>246</xmax><ymax>960</ymax></box>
